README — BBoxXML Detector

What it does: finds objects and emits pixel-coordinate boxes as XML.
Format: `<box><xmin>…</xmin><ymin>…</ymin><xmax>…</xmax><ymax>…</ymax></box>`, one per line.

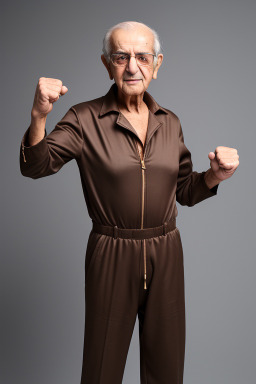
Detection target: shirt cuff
<box><xmin>21</xmin><ymin>125</ymin><xmax>48</xmax><ymax>162</ymax></box>
<box><xmin>201</xmin><ymin>171</ymin><xmax>219</xmax><ymax>196</ymax></box>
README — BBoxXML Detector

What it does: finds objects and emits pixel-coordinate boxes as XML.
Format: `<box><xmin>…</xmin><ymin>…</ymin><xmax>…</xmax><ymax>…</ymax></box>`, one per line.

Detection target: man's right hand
<box><xmin>31</xmin><ymin>77</ymin><xmax>68</xmax><ymax>119</ymax></box>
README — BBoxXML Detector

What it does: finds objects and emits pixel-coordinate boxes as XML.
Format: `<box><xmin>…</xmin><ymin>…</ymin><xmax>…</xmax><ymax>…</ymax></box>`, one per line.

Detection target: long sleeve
<box><xmin>176</xmin><ymin>120</ymin><xmax>219</xmax><ymax>206</ymax></box>
<box><xmin>19</xmin><ymin>106</ymin><xmax>83</xmax><ymax>179</ymax></box>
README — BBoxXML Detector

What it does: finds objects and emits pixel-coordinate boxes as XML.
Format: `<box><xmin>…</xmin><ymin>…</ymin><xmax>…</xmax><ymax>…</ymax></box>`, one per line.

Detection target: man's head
<box><xmin>101</xmin><ymin>21</ymin><xmax>163</xmax><ymax>97</ymax></box>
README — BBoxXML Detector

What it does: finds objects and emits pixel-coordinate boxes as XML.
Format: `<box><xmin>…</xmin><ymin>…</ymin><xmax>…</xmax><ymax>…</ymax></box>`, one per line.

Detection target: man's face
<box><xmin>101</xmin><ymin>26</ymin><xmax>163</xmax><ymax>97</ymax></box>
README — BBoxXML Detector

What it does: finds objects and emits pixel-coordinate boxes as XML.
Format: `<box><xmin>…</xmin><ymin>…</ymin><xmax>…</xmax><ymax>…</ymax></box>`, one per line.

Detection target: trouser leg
<box><xmin>138</xmin><ymin>228</ymin><xmax>186</xmax><ymax>384</ymax></box>
<box><xmin>80</xmin><ymin>233</ymin><xmax>141</xmax><ymax>384</ymax></box>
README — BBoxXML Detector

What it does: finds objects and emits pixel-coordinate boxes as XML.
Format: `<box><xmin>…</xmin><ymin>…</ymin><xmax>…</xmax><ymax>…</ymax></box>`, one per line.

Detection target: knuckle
<box><xmin>39</xmin><ymin>86</ymin><xmax>47</xmax><ymax>96</ymax></box>
<box><xmin>39</xmin><ymin>77</ymin><xmax>46</xmax><ymax>86</ymax></box>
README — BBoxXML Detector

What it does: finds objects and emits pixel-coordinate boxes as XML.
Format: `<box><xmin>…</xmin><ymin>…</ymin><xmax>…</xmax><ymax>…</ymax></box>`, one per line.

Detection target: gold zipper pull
<box><xmin>141</xmin><ymin>158</ymin><xmax>146</xmax><ymax>169</ymax></box>
<box><xmin>144</xmin><ymin>275</ymin><xmax>147</xmax><ymax>290</ymax></box>
<box><xmin>22</xmin><ymin>145</ymin><xmax>26</xmax><ymax>162</ymax></box>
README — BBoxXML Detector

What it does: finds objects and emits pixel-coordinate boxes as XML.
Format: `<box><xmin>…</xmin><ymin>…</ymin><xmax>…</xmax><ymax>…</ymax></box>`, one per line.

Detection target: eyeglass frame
<box><xmin>109</xmin><ymin>52</ymin><xmax>157</xmax><ymax>67</ymax></box>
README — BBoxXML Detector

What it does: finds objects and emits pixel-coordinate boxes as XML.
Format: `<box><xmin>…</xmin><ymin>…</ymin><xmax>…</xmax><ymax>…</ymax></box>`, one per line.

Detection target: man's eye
<box><xmin>137</xmin><ymin>56</ymin><xmax>147</xmax><ymax>61</ymax></box>
<box><xmin>117</xmin><ymin>55</ymin><xmax>128</xmax><ymax>60</ymax></box>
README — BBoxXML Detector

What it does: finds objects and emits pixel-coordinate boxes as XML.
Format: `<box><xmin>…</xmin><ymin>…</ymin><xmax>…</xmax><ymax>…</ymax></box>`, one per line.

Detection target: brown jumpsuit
<box><xmin>19</xmin><ymin>82</ymin><xmax>219</xmax><ymax>384</ymax></box>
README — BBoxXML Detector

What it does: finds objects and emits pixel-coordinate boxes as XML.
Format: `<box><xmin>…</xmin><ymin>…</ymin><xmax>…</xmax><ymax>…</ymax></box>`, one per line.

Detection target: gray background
<box><xmin>1</xmin><ymin>0</ymin><xmax>255</xmax><ymax>383</ymax></box>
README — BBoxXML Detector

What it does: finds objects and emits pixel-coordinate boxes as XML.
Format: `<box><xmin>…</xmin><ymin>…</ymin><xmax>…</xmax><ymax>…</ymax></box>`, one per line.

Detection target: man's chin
<box><xmin>121</xmin><ymin>81</ymin><xmax>144</xmax><ymax>94</ymax></box>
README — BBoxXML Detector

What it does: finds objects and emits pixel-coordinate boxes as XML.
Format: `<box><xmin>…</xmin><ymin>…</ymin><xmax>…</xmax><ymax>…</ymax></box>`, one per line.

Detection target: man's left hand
<box><xmin>208</xmin><ymin>146</ymin><xmax>239</xmax><ymax>182</ymax></box>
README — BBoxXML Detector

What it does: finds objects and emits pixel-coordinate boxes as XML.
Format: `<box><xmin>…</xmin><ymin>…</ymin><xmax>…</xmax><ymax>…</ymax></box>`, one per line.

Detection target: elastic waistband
<box><xmin>92</xmin><ymin>217</ymin><xmax>176</xmax><ymax>240</ymax></box>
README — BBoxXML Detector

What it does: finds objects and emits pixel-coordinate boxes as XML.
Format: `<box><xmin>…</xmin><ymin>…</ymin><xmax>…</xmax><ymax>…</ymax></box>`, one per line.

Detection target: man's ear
<box><xmin>152</xmin><ymin>54</ymin><xmax>163</xmax><ymax>80</ymax></box>
<box><xmin>101</xmin><ymin>54</ymin><xmax>114</xmax><ymax>80</ymax></box>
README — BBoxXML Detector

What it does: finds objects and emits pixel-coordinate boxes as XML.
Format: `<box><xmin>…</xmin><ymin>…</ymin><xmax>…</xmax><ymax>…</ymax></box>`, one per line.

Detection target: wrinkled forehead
<box><xmin>109</xmin><ymin>28</ymin><xmax>155</xmax><ymax>54</ymax></box>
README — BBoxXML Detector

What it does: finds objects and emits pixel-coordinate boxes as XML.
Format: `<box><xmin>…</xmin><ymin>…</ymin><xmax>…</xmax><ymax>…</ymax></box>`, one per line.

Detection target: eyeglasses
<box><xmin>110</xmin><ymin>52</ymin><xmax>156</xmax><ymax>67</ymax></box>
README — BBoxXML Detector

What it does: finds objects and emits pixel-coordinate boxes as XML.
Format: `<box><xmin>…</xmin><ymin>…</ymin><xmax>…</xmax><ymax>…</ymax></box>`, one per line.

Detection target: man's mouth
<box><xmin>124</xmin><ymin>79</ymin><xmax>141</xmax><ymax>83</ymax></box>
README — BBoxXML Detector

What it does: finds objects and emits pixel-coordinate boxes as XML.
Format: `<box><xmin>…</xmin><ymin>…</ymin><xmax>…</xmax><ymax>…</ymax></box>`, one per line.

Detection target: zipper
<box><xmin>135</xmin><ymin>140</ymin><xmax>147</xmax><ymax>290</ymax></box>
<box><xmin>22</xmin><ymin>144</ymin><xmax>26</xmax><ymax>162</ymax></box>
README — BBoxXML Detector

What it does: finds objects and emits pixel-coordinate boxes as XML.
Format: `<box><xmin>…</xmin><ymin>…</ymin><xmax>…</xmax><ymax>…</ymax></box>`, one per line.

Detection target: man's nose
<box><xmin>126</xmin><ymin>56</ymin><xmax>140</xmax><ymax>74</ymax></box>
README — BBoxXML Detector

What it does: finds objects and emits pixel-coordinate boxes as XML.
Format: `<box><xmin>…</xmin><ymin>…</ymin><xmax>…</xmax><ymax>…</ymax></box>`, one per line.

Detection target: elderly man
<box><xmin>20</xmin><ymin>21</ymin><xmax>239</xmax><ymax>384</ymax></box>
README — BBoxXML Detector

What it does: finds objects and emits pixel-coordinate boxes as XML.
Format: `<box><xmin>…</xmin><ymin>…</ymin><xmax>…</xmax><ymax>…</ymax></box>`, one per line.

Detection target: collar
<box><xmin>99</xmin><ymin>82</ymin><xmax>168</xmax><ymax>117</ymax></box>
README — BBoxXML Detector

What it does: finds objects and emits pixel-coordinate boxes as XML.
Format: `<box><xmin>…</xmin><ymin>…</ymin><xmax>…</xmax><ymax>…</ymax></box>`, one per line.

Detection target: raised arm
<box><xmin>19</xmin><ymin>77</ymin><xmax>83</xmax><ymax>179</ymax></box>
<box><xmin>176</xmin><ymin>120</ymin><xmax>219</xmax><ymax>206</ymax></box>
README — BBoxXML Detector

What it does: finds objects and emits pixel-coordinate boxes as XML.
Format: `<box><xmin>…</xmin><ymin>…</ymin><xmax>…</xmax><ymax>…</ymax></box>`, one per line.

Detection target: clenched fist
<box><xmin>208</xmin><ymin>146</ymin><xmax>240</xmax><ymax>182</ymax></box>
<box><xmin>31</xmin><ymin>77</ymin><xmax>68</xmax><ymax>119</ymax></box>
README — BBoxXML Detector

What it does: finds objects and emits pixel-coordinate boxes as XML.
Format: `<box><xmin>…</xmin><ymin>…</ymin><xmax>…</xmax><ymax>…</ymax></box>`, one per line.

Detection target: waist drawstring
<box><xmin>92</xmin><ymin>217</ymin><xmax>177</xmax><ymax>290</ymax></box>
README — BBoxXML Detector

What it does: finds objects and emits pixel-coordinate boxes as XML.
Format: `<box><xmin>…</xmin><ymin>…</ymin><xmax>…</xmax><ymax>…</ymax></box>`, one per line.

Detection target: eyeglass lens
<box><xmin>112</xmin><ymin>53</ymin><xmax>154</xmax><ymax>66</ymax></box>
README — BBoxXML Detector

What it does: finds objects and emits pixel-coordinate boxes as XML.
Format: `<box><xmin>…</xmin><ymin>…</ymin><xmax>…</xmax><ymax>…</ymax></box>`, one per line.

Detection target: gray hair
<box><xmin>102</xmin><ymin>21</ymin><xmax>162</xmax><ymax>68</ymax></box>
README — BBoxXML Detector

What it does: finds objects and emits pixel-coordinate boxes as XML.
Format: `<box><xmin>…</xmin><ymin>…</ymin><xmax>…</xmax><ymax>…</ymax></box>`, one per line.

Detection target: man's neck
<box><xmin>117</xmin><ymin>89</ymin><xmax>147</xmax><ymax>114</ymax></box>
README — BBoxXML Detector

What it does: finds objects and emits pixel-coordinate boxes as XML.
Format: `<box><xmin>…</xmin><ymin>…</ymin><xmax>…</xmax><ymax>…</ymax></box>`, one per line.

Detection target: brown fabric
<box><xmin>20</xmin><ymin>82</ymin><xmax>219</xmax><ymax>383</ymax></box>
<box><xmin>92</xmin><ymin>216</ymin><xmax>176</xmax><ymax>239</ymax></box>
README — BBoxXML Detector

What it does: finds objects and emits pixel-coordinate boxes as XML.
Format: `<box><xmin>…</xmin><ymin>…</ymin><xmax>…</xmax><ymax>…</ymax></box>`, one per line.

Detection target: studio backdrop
<box><xmin>1</xmin><ymin>1</ymin><xmax>255</xmax><ymax>383</ymax></box>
